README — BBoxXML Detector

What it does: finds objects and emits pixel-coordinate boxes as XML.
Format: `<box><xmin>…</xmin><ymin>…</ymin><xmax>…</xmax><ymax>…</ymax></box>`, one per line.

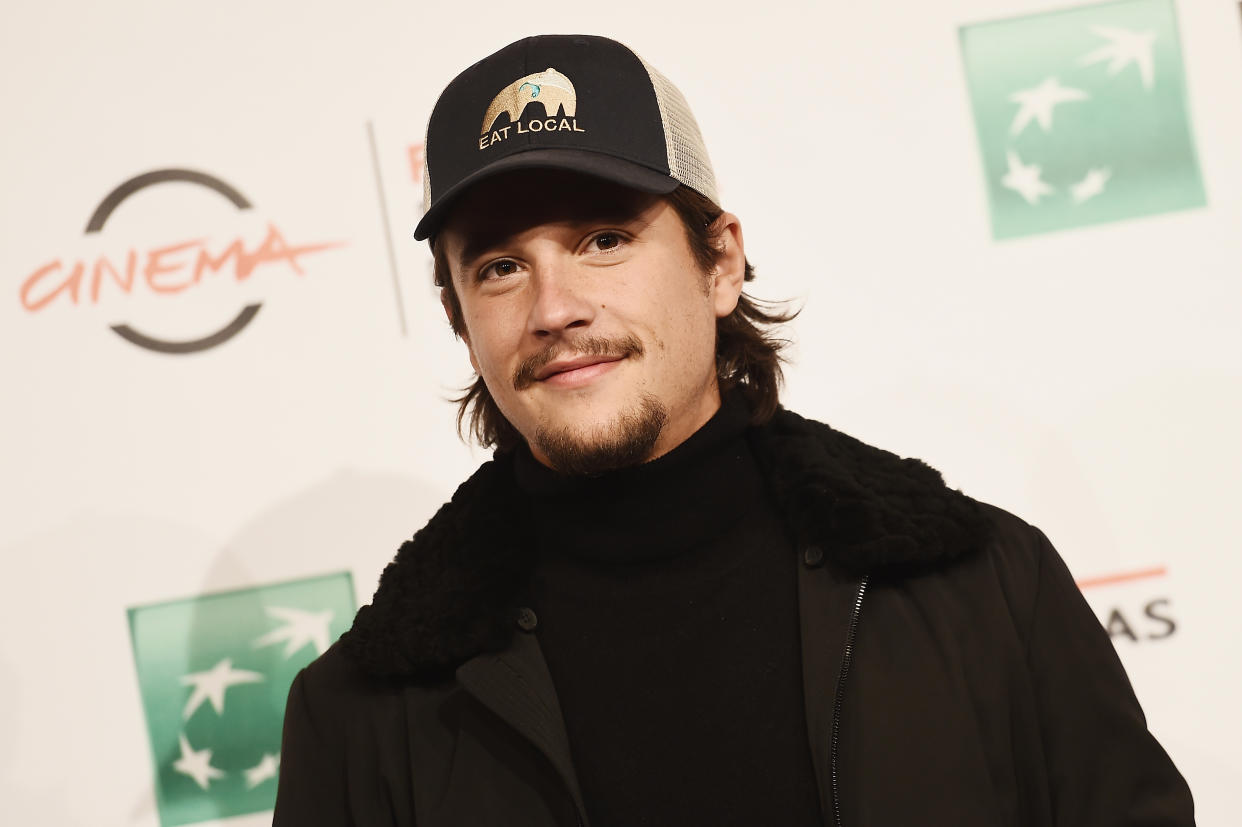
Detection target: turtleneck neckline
<box><xmin>513</xmin><ymin>392</ymin><xmax>763</xmax><ymax>564</ymax></box>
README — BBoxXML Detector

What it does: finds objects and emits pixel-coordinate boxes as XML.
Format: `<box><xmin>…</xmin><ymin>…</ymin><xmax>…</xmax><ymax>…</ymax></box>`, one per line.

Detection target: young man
<box><xmin>274</xmin><ymin>35</ymin><xmax>1194</xmax><ymax>826</ymax></box>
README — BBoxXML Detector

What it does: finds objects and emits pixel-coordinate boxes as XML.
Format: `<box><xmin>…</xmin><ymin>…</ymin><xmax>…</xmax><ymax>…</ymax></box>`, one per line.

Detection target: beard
<box><xmin>532</xmin><ymin>392</ymin><xmax>669</xmax><ymax>477</ymax></box>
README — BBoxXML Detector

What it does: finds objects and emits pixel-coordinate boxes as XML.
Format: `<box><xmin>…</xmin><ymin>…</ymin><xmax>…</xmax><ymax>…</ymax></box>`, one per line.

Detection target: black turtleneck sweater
<box><xmin>514</xmin><ymin>396</ymin><xmax>823</xmax><ymax>827</ymax></box>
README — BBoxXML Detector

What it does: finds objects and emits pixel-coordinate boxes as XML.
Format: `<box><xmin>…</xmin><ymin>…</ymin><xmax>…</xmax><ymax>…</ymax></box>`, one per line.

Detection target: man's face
<box><xmin>438</xmin><ymin>169</ymin><xmax>744</xmax><ymax>473</ymax></box>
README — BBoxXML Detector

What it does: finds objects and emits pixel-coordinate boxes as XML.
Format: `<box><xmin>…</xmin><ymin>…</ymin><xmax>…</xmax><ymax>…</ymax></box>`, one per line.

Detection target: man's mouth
<box><xmin>535</xmin><ymin>355</ymin><xmax>626</xmax><ymax>388</ymax></box>
<box><xmin>535</xmin><ymin>354</ymin><xmax>625</xmax><ymax>381</ymax></box>
<box><xmin>513</xmin><ymin>335</ymin><xmax>644</xmax><ymax>390</ymax></box>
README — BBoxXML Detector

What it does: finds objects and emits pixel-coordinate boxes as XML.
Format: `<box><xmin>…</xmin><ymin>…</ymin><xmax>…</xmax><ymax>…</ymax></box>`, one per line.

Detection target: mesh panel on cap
<box><xmin>421</xmin><ymin>124</ymin><xmax>433</xmax><ymax>217</ymax></box>
<box><xmin>634</xmin><ymin>54</ymin><xmax>720</xmax><ymax>206</ymax></box>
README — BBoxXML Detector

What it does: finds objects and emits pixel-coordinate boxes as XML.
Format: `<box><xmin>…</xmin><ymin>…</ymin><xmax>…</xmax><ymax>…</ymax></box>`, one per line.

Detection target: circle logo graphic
<box><xmin>19</xmin><ymin>168</ymin><xmax>343</xmax><ymax>355</ymax></box>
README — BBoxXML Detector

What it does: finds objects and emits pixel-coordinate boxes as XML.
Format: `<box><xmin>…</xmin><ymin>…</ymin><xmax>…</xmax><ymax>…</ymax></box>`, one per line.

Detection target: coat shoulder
<box><xmin>296</xmin><ymin>638</ymin><xmax>405</xmax><ymax>721</ymax></box>
<box><xmin>961</xmin><ymin>501</ymin><xmax>1070</xmax><ymax>648</ymax></box>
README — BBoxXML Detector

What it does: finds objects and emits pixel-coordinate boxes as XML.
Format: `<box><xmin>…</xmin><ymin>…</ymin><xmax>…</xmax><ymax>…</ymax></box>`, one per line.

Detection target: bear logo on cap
<box><xmin>481</xmin><ymin>67</ymin><xmax>577</xmax><ymax>134</ymax></box>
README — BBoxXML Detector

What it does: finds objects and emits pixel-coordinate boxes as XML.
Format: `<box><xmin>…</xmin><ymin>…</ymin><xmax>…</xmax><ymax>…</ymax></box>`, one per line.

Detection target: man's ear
<box><xmin>709</xmin><ymin>211</ymin><xmax>746</xmax><ymax>318</ymax></box>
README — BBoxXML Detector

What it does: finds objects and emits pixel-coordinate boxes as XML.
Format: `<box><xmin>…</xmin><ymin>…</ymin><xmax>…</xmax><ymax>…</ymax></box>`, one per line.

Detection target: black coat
<box><xmin>273</xmin><ymin>408</ymin><xmax>1194</xmax><ymax>826</ymax></box>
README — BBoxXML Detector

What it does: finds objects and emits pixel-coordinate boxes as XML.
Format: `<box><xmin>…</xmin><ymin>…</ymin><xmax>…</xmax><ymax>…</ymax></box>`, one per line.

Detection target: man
<box><xmin>274</xmin><ymin>34</ymin><xmax>1194</xmax><ymax>826</ymax></box>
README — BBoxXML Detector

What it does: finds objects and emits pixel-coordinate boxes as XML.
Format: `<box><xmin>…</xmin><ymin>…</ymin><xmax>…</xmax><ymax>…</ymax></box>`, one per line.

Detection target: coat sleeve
<box><xmin>273</xmin><ymin>667</ymin><xmax>352</xmax><ymax>826</ymax></box>
<box><xmin>1020</xmin><ymin>522</ymin><xmax>1195</xmax><ymax>825</ymax></box>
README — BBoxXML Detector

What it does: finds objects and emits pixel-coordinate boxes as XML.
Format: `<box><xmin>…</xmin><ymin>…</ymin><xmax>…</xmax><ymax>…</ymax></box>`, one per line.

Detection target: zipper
<box><xmin>829</xmin><ymin>575</ymin><xmax>869</xmax><ymax>827</ymax></box>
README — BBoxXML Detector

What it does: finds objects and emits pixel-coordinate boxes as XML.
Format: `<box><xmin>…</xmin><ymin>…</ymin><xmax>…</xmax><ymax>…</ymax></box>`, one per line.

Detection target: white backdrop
<box><xmin>2</xmin><ymin>0</ymin><xmax>1239</xmax><ymax>824</ymax></box>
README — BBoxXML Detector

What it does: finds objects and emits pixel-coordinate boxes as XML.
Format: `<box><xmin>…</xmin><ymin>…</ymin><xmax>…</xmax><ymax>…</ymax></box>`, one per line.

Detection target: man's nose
<box><xmin>526</xmin><ymin>260</ymin><xmax>595</xmax><ymax>338</ymax></box>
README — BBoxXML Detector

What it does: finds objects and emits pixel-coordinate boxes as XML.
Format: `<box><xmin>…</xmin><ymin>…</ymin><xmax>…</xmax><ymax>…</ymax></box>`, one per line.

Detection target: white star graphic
<box><xmin>180</xmin><ymin>657</ymin><xmax>264</xmax><ymax>720</ymax></box>
<box><xmin>1008</xmin><ymin>77</ymin><xmax>1089</xmax><ymax>136</ymax></box>
<box><xmin>1071</xmin><ymin>167</ymin><xmax>1112</xmax><ymax>203</ymax></box>
<box><xmin>252</xmin><ymin>606</ymin><xmax>334</xmax><ymax>659</ymax></box>
<box><xmin>244</xmin><ymin>752</ymin><xmax>281</xmax><ymax>789</ymax></box>
<box><xmin>1001</xmin><ymin>150</ymin><xmax>1054</xmax><ymax>205</ymax></box>
<box><xmin>172</xmin><ymin>733</ymin><xmax>226</xmax><ymax>790</ymax></box>
<box><xmin>1079</xmin><ymin>26</ymin><xmax>1157</xmax><ymax>89</ymax></box>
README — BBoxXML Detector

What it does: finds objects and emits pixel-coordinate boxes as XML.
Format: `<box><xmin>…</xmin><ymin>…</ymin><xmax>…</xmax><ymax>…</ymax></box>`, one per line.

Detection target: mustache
<box><xmin>512</xmin><ymin>335</ymin><xmax>644</xmax><ymax>390</ymax></box>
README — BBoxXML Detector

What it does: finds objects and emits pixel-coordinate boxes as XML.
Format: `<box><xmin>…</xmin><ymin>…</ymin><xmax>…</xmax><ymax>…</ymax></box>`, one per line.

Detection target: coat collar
<box><xmin>341</xmin><ymin>407</ymin><xmax>990</xmax><ymax>680</ymax></box>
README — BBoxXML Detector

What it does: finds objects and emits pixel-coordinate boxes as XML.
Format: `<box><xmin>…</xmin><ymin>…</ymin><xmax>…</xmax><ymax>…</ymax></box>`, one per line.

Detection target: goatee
<box><xmin>533</xmin><ymin>394</ymin><xmax>668</xmax><ymax>476</ymax></box>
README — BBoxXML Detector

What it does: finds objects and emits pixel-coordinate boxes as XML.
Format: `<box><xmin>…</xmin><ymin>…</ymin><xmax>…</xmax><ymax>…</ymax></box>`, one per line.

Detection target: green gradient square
<box><xmin>960</xmin><ymin>0</ymin><xmax>1205</xmax><ymax>239</ymax></box>
<box><xmin>128</xmin><ymin>572</ymin><xmax>355</xmax><ymax>826</ymax></box>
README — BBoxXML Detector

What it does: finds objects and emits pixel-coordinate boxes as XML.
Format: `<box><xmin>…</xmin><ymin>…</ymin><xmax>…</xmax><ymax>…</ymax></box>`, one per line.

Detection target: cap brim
<box><xmin>413</xmin><ymin>148</ymin><xmax>679</xmax><ymax>241</ymax></box>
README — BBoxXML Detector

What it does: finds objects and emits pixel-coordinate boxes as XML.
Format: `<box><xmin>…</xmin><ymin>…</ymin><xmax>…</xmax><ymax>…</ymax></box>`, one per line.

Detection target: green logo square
<box><xmin>128</xmin><ymin>572</ymin><xmax>356</xmax><ymax>826</ymax></box>
<box><xmin>960</xmin><ymin>0</ymin><xmax>1206</xmax><ymax>239</ymax></box>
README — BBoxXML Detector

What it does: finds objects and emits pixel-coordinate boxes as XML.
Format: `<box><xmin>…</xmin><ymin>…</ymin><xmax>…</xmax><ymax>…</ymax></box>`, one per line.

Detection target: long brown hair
<box><xmin>432</xmin><ymin>184</ymin><xmax>796</xmax><ymax>451</ymax></box>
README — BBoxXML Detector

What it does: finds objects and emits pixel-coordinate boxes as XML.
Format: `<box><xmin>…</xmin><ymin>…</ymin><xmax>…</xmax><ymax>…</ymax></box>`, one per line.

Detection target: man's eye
<box><xmin>480</xmin><ymin>260</ymin><xmax>519</xmax><ymax>280</ymax></box>
<box><xmin>590</xmin><ymin>232</ymin><xmax>622</xmax><ymax>252</ymax></box>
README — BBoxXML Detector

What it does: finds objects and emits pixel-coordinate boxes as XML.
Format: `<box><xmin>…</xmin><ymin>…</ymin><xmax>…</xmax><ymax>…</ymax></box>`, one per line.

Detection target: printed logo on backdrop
<box><xmin>1077</xmin><ymin>564</ymin><xmax>1177</xmax><ymax>644</ymax></box>
<box><xmin>479</xmin><ymin>67</ymin><xmax>585</xmax><ymax>149</ymax></box>
<box><xmin>959</xmin><ymin>0</ymin><xmax>1205</xmax><ymax>239</ymax></box>
<box><xmin>18</xmin><ymin>169</ymin><xmax>344</xmax><ymax>354</ymax></box>
<box><xmin>128</xmin><ymin>573</ymin><xmax>355</xmax><ymax>826</ymax></box>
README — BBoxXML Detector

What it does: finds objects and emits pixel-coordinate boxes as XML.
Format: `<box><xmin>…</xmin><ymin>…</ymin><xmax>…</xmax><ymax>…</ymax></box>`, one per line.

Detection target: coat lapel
<box><xmin>455</xmin><ymin>630</ymin><xmax>590</xmax><ymax>825</ymax></box>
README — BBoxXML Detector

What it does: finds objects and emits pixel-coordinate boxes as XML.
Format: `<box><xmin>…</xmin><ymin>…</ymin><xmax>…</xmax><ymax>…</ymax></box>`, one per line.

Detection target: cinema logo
<box><xmin>479</xmin><ymin>67</ymin><xmax>584</xmax><ymax>150</ymax></box>
<box><xmin>1078</xmin><ymin>566</ymin><xmax>1176</xmax><ymax>644</ymax></box>
<box><xmin>18</xmin><ymin>169</ymin><xmax>343</xmax><ymax>354</ymax></box>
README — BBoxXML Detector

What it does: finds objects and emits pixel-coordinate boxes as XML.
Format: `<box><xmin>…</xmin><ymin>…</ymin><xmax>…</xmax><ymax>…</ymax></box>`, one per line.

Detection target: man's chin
<box><xmin>531</xmin><ymin>395</ymin><xmax>668</xmax><ymax>476</ymax></box>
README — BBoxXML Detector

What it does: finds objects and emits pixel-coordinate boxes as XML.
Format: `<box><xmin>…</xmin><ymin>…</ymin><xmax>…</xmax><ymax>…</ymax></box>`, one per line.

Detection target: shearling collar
<box><xmin>341</xmin><ymin>407</ymin><xmax>990</xmax><ymax>680</ymax></box>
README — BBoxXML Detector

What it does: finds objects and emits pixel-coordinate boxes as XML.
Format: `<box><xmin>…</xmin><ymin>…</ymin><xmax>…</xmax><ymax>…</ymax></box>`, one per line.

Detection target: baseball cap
<box><xmin>413</xmin><ymin>34</ymin><xmax>719</xmax><ymax>241</ymax></box>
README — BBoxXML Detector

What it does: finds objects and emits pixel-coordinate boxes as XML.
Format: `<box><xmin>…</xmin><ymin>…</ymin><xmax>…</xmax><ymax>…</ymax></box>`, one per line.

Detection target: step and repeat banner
<box><xmin>2</xmin><ymin>0</ymin><xmax>1239</xmax><ymax>824</ymax></box>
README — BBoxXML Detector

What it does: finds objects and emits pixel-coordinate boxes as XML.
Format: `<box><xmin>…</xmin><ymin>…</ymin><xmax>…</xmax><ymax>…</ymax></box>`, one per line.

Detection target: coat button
<box><xmin>515</xmin><ymin>606</ymin><xmax>538</xmax><ymax>632</ymax></box>
<box><xmin>802</xmin><ymin>545</ymin><xmax>825</xmax><ymax>568</ymax></box>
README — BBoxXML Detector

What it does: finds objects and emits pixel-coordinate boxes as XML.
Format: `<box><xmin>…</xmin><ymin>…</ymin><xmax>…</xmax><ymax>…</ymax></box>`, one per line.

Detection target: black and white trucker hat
<box><xmin>413</xmin><ymin>34</ymin><xmax>719</xmax><ymax>241</ymax></box>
